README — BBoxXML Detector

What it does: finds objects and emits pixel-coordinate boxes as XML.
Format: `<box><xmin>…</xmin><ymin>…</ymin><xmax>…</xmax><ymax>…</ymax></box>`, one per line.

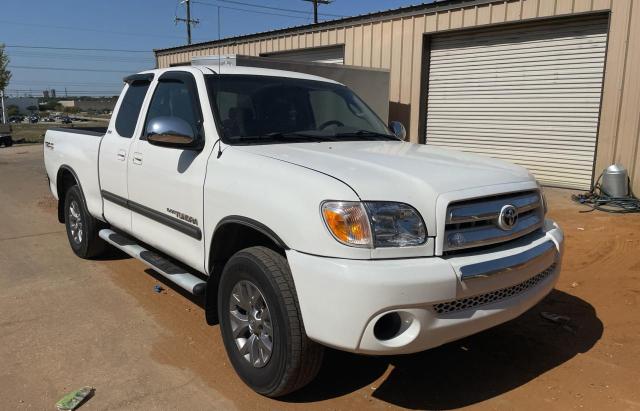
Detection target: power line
<box><xmin>4</xmin><ymin>45</ymin><xmax>150</xmax><ymax>53</ymax></box>
<box><xmin>10</xmin><ymin>81</ymin><xmax>122</xmax><ymax>86</ymax></box>
<box><xmin>8</xmin><ymin>51</ymin><xmax>154</xmax><ymax>64</ymax></box>
<box><xmin>193</xmin><ymin>1</ymin><xmax>313</xmax><ymax>20</ymax></box>
<box><xmin>0</xmin><ymin>20</ymin><xmax>183</xmax><ymax>40</ymax></box>
<box><xmin>7</xmin><ymin>89</ymin><xmax>121</xmax><ymax>92</ymax></box>
<box><xmin>8</xmin><ymin>65</ymin><xmax>137</xmax><ymax>74</ymax></box>
<box><xmin>194</xmin><ymin>0</ymin><xmax>344</xmax><ymax>17</ymax></box>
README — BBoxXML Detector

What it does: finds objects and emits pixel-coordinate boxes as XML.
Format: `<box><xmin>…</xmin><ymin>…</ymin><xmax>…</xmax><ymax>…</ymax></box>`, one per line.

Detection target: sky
<box><xmin>1</xmin><ymin>0</ymin><xmax>427</xmax><ymax>98</ymax></box>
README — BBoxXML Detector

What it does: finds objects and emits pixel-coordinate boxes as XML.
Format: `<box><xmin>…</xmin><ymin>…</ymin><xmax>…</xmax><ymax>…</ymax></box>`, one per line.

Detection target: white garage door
<box><xmin>425</xmin><ymin>16</ymin><xmax>608</xmax><ymax>189</ymax></box>
<box><xmin>263</xmin><ymin>46</ymin><xmax>344</xmax><ymax>64</ymax></box>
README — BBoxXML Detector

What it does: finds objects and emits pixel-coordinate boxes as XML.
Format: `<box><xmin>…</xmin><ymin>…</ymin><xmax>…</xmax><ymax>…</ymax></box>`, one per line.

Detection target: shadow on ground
<box><xmin>93</xmin><ymin>246</ymin><xmax>132</xmax><ymax>261</ymax></box>
<box><xmin>283</xmin><ymin>290</ymin><xmax>602</xmax><ymax>409</ymax></box>
<box><xmin>144</xmin><ymin>268</ymin><xmax>206</xmax><ymax>310</ymax></box>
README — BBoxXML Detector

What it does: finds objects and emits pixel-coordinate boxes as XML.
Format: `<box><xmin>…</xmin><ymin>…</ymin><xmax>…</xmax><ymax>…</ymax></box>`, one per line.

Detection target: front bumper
<box><xmin>286</xmin><ymin>219</ymin><xmax>563</xmax><ymax>355</ymax></box>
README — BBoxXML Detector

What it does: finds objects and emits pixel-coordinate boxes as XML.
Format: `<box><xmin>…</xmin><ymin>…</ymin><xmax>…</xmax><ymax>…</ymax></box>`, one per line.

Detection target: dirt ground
<box><xmin>1</xmin><ymin>144</ymin><xmax>639</xmax><ymax>410</ymax></box>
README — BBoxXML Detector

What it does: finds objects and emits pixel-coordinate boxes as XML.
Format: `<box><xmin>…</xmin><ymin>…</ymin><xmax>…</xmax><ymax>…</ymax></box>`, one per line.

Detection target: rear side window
<box><xmin>115</xmin><ymin>81</ymin><xmax>150</xmax><ymax>138</ymax></box>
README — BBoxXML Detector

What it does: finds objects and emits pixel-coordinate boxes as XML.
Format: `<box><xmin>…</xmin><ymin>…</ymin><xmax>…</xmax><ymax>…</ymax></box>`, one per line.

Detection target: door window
<box><xmin>144</xmin><ymin>75</ymin><xmax>202</xmax><ymax>140</ymax></box>
<box><xmin>115</xmin><ymin>81</ymin><xmax>150</xmax><ymax>138</ymax></box>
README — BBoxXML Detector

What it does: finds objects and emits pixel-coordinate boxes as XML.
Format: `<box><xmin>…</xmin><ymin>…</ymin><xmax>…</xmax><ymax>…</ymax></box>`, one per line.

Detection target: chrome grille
<box><xmin>444</xmin><ymin>190</ymin><xmax>544</xmax><ymax>252</ymax></box>
<box><xmin>433</xmin><ymin>263</ymin><xmax>556</xmax><ymax>315</ymax></box>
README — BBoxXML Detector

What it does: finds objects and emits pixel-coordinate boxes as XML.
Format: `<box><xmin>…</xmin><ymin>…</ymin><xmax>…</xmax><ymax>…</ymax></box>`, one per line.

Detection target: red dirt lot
<box><xmin>1</xmin><ymin>144</ymin><xmax>639</xmax><ymax>410</ymax></box>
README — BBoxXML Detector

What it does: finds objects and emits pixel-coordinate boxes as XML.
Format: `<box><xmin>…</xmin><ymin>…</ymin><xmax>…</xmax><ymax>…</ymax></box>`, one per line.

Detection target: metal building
<box><xmin>154</xmin><ymin>0</ymin><xmax>640</xmax><ymax>192</ymax></box>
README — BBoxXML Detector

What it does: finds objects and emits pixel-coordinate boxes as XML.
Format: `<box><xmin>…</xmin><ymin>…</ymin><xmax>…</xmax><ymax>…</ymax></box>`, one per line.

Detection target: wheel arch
<box><xmin>205</xmin><ymin>216</ymin><xmax>289</xmax><ymax>325</ymax></box>
<box><xmin>56</xmin><ymin>165</ymin><xmax>83</xmax><ymax>223</ymax></box>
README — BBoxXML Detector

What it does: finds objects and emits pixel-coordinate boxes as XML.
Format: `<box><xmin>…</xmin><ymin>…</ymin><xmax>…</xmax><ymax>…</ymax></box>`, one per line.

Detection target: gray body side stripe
<box><xmin>101</xmin><ymin>190</ymin><xmax>202</xmax><ymax>241</ymax></box>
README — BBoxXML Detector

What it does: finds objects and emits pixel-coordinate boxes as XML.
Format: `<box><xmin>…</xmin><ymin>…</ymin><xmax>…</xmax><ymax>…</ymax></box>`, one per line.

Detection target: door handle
<box><xmin>116</xmin><ymin>150</ymin><xmax>126</xmax><ymax>161</ymax></box>
<box><xmin>132</xmin><ymin>152</ymin><xmax>143</xmax><ymax>165</ymax></box>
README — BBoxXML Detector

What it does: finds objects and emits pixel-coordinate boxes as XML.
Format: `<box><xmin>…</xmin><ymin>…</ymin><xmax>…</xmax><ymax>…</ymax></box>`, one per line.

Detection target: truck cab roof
<box><xmin>139</xmin><ymin>65</ymin><xmax>341</xmax><ymax>85</ymax></box>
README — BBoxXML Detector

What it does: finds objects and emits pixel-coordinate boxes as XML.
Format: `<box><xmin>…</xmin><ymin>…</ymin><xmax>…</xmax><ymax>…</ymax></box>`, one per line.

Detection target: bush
<box><xmin>6</xmin><ymin>105</ymin><xmax>19</xmax><ymax>117</ymax></box>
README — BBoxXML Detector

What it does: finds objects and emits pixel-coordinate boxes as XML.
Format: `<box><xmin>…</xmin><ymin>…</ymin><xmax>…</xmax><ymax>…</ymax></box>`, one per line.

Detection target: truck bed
<box><xmin>43</xmin><ymin>127</ymin><xmax>105</xmax><ymax>220</ymax></box>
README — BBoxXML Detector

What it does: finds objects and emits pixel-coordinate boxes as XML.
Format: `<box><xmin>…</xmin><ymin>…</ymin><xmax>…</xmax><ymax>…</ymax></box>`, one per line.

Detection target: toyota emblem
<box><xmin>498</xmin><ymin>204</ymin><xmax>518</xmax><ymax>231</ymax></box>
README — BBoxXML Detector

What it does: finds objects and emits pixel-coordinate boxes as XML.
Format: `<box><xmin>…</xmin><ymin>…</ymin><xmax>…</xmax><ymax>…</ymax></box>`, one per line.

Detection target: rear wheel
<box><xmin>218</xmin><ymin>246</ymin><xmax>324</xmax><ymax>397</ymax></box>
<box><xmin>64</xmin><ymin>185</ymin><xmax>106</xmax><ymax>258</ymax></box>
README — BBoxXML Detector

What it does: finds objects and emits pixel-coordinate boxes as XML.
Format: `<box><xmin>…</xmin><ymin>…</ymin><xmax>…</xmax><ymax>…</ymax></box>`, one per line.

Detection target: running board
<box><xmin>99</xmin><ymin>229</ymin><xmax>206</xmax><ymax>296</ymax></box>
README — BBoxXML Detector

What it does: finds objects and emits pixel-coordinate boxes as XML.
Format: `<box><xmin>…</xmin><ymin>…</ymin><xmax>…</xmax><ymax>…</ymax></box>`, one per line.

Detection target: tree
<box><xmin>63</xmin><ymin>106</ymin><xmax>80</xmax><ymax>114</ymax></box>
<box><xmin>26</xmin><ymin>105</ymin><xmax>38</xmax><ymax>113</ymax></box>
<box><xmin>0</xmin><ymin>44</ymin><xmax>10</xmax><ymax>92</ymax></box>
<box><xmin>6</xmin><ymin>105</ymin><xmax>19</xmax><ymax>117</ymax></box>
<box><xmin>0</xmin><ymin>44</ymin><xmax>11</xmax><ymax>123</ymax></box>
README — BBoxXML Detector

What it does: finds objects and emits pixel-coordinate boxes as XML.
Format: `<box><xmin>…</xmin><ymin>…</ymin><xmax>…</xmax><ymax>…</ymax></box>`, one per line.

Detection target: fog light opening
<box><xmin>373</xmin><ymin>312</ymin><xmax>402</xmax><ymax>341</ymax></box>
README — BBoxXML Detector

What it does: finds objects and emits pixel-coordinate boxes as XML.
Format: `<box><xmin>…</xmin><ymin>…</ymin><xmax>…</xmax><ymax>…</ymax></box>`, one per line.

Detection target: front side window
<box><xmin>144</xmin><ymin>75</ymin><xmax>202</xmax><ymax>140</ymax></box>
<box><xmin>206</xmin><ymin>75</ymin><xmax>395</xmax><ymax>144</ymax></box>
<box><xmin>115</xmin><ymin>81</ymin><xmax>150</xmax><ymax>138</ymax></box>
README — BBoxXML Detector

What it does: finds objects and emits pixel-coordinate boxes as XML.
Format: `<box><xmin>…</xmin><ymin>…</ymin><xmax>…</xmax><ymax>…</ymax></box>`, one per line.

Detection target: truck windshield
<box><xmin>205</xmin><ymin>74</ymin><xmax>397</xmax><ymax>144</ymax></box>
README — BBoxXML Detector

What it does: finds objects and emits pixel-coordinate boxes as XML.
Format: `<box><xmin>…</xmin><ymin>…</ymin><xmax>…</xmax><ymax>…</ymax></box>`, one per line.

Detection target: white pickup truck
<box><xmin>44</xmin><ymin>65</ymin><xmax>564</xmax><ymax>397</ymax></box>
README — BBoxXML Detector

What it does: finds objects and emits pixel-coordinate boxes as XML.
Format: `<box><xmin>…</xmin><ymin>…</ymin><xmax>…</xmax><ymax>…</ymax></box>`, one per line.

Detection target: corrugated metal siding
<box><xmin>425</xmin><ymin>16</ymin><xmax>608</xmax><ymax>189</ymax></box>
<box><xmin>262</xmin><ymin>45</ymin><xmax>344</xmax><ymax>64</ymax></box>
<box><xmin>596</xmin><ymin>0</ymin><xmax>640</xmax><ymax>194</ymax></box>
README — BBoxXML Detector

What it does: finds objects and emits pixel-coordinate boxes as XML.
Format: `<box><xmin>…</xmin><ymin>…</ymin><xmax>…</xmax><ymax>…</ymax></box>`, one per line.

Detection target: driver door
<box><xmin>127</xmin><ymin>71</ymin><xmax>208</xmax><ymax>271</ymax></box>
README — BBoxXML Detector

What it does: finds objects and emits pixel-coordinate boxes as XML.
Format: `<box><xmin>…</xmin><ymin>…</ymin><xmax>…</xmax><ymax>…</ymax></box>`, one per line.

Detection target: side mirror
<box><xmin>146</xmin><ymin>116</ymin><xmax>202</xmax><ymax>150</ymax></box>
<box><xmin>389</xmin><ymin>121</ymin><xmax>407</xmax><ymax>141</ymax></box>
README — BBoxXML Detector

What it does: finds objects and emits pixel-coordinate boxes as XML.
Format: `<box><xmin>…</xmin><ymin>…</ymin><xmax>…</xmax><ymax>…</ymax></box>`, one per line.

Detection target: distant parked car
<box><xmin>28</xmin><ymin>116</ymin><xmax>39</xmax><ymax>124</ymax></box>
<box><xmin>9</xmin><ymin>116</ymin><xmax>24</xmax><ymax>123</ymax></box>
<box><xmin>0</xmin><ymin>124</ymin><xmax>13</xmax><ymax>147</ymax></box>
<box><xmin>61</xmin><ymin>117</ymin><xmax>72</xmax><ymax>124</ymax></box>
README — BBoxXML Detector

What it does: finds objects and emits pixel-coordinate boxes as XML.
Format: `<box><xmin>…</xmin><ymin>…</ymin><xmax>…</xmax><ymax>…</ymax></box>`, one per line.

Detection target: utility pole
<box><xmin>302</xmin><ymin>0</ymin><xmax>332</xmax><ymax>24</ymax></box>
<box><xmin>175</xmin><ymin>0</ymin><xmax>200</xmax><ymax>45</ymax></box>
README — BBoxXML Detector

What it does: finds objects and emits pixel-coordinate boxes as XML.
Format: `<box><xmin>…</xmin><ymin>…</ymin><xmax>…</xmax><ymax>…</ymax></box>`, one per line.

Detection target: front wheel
<box><xmin>64</xmin><ymin>185</ymin><xmax>106</xmax><ymax>258</ymax></box>
<box><xmin>218</xmin><ymin>246</ymin><xmax>324</xmax><ymax>397</ymax></box>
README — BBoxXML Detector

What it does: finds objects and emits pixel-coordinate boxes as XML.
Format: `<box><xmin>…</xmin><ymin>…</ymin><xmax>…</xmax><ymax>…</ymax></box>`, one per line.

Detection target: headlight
<box><xmin>537</xmin><ymin>181</ymin><xmax>548</xmax><ymax>214</ymax></box>
<box><xmin>365</xmin><ymin>202</ymin><xmax>427</xmax><ymax>247</ymax></box>
<box><xmin>321</xmin><ymin>201</ymin><xmax>427</xmax><ymax>248</ymax></box>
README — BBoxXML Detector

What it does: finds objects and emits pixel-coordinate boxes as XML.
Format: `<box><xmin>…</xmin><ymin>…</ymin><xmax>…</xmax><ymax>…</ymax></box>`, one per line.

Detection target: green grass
<box><xmin>11</xmin><ymin>121</ymin><xmax>109</xmax><ymax>144</ymax></box>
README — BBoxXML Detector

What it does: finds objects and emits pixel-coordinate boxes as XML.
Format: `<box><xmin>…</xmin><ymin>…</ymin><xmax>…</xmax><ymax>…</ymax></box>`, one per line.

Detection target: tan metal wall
<box><xmin>157</xmin><ymin>0</ymin><xmax>640</xmax><ymax>193</ymax></box>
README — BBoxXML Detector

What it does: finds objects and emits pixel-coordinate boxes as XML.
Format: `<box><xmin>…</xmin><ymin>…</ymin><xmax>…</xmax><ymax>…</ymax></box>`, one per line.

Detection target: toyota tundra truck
<box><xmin>43</xmin><ymin>65</ymin><xmax>564</xmax><ymax>397</ymax></box>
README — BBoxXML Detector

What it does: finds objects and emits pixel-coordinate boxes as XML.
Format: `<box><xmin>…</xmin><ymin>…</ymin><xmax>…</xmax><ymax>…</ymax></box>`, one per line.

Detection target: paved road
<box><xmin>1</xmin><ymin>145</ymin><xmax>639</xmax><ymax>410</ymax></box>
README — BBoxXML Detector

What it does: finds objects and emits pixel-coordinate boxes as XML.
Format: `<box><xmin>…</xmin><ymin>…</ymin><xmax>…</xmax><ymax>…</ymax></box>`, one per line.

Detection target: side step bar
<box><xmin>99</xmin><ymin>229</ymin><xmax>206</xmax><ymax>296</ymax></box>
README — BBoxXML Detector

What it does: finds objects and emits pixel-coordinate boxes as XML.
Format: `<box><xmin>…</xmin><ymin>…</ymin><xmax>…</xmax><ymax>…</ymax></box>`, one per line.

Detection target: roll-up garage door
<box><xmin>262</xmin><ymin>45</ymin><xmax>345</xmax><ymax>64</ymax></box>
<box><xmin>425</xmin><ymin>16</ymin><xmax>608</xmax><ymax>189</ymax></box>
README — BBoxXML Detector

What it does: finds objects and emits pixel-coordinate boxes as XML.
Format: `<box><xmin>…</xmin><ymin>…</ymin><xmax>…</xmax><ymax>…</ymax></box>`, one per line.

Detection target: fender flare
<box><xmin>213</xmin><ymin>215</ymin><xmax>289</xmax><ymax>251</ymax></box>
<box><xmin>55</xmin><ymin>165</ymin><xmax>85</xmax><ymax>223</ymax></box>
<box><xmin>205</xmin><ymin>216</ymin><xmax>289</xmax><ymax>325</ymax></box>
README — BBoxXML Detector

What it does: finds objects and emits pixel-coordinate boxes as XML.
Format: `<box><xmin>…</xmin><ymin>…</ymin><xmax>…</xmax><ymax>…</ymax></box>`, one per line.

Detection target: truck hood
<box><xmin>235</xmin><ymin>141</ymin><xmax>534</xmax><ymax>229</ymax></box>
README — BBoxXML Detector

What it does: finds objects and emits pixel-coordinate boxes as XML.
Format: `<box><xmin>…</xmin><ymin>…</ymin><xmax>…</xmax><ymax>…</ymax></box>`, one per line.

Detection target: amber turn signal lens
<box><xmin>321</xmin><ymin>201</ymin><xmax>372</xmax><ymax>247</ymax></box>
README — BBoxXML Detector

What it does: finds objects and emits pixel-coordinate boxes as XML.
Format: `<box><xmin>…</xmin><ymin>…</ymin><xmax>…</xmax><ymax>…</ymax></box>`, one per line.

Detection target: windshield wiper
<box><xmin>335</xmin><ymin>130</ymin><xmax>400</xmax><ymax>140</ymax></box>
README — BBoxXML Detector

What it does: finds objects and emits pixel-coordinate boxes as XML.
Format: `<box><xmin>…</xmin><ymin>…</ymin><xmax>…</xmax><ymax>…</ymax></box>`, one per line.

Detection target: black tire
<box><xmin>218</xmin><ymin>246</ymin><xmax>324</xmax><ymax>397</ymax></box>
<box><xmin>64</xmin><ymin>185</ymin><xmax>106</xmax><ymax>259</ymax></box>
<box><xmin>6</xmin><ymin>137</ymin><xmax>12</xmax><ymax>147</ymax></box>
